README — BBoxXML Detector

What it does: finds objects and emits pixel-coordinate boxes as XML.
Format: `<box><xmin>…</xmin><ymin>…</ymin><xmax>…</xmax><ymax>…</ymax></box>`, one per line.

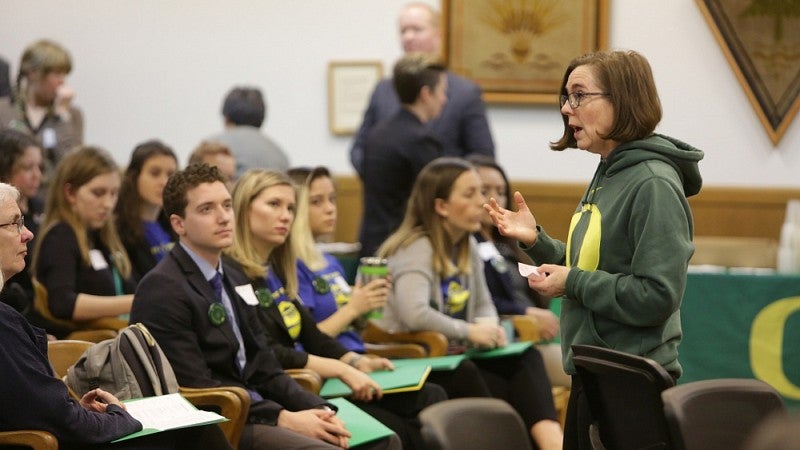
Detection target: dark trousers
<box><xmin>563</xmin><ymin>375</ymin><xmax>592</xmax><ymax>450</ymax></box>
<box><xmin>429</xmin><ymin>347</ymin><xmax>558</xmax><ymax>430</ymax></box>
<box><xmin>356</xmin><ymin>382</ymin><xmax>447</xmax><ymax>450</ymax></box>
<box><xmin>63</xmin><ymin>424</ymin><xmax>233</xmax><ymax>450</ymax></box>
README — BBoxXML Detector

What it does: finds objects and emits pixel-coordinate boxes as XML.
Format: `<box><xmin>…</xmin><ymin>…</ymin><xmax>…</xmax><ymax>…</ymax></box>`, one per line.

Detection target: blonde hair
<box><xmin>33</xmin><ymin>146</ymin><xmax>131</xmax><ymax>278</ymax></box>
<box><xmin>378</xmin><ymin>157</ymin><xmax>473</xmax><ymax>277</ymax></box>
<box><xmin>287</xmin><ymin>167</ymin><xmax>330</xmax><ymax>272</ymax></box>
<box><xmin>227</xmin><ymin>169</ymin><xmax>298</xmax><ymax>299</ymax></box>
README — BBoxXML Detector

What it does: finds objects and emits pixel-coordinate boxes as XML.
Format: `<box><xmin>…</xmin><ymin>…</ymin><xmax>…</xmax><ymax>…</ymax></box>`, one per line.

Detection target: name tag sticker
<box><xmin>89</xmin><ymin>249</ymin><xmax>109</xmax><ymax>270</ymax></box>
<box><xmin>235</xmin><ymin>284</ymin><xmax>260</xmax><ymax>306</ymax></box>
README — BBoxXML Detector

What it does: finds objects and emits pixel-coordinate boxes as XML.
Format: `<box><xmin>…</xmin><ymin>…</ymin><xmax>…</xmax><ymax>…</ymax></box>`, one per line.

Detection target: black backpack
<box><xmin>66</xmin><ymin>323</ymin><xmax>179</xmax><ymax>399</ymax></box>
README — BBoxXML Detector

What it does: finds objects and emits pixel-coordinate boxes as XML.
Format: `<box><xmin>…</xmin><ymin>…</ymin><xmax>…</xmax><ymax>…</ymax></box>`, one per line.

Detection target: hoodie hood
<box><xmin>606</xmin><ymin>134</ymin><xmax>704</xmax><ymax>196</ymax></box>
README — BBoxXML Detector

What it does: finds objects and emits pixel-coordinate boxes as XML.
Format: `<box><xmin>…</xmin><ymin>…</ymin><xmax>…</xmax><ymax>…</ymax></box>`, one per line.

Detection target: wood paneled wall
<box><xmin>333</xmin><ymin>175</ymin><xmax>800</xmax><ymax>244</ymax></box>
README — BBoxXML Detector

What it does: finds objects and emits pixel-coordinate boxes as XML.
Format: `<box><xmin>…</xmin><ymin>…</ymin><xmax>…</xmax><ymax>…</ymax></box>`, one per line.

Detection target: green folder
<box><xmin>465</xmin><ymin>341</ymin><xmax>533</xmax><ymax>359</ymax></box>
<box><xmin>320</xmin><ymin>364</ymin><xmax>431</xmax><ymax>398</ymax></box>
<box><xmin>391</xmin><ymin>354</ymin><xmax>466</xmax><ymax>371</ymax></box>
<box><xmin>328</xmin><ymin>397</ymin><xmax>397</xmax><ymax>447</ymax></box>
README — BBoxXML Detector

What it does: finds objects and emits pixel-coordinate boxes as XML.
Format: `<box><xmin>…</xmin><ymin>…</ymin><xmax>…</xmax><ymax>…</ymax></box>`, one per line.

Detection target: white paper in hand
<box><xmin>518</xmin><ymin>262</ymin><xmax>541</xmax><ymax>277</ymax></box>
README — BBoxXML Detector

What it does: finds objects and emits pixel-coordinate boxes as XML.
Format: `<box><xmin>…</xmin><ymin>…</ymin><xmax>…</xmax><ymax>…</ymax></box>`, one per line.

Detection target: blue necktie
<box><xmin>209</xmin><ymin>272</ymin><xmax>247</xmax><ymax>375</ymax></box>
<box><xmin>210</xmin><ymin>272</ymin><xmax>224</xmax><ymax>301</ymax></box>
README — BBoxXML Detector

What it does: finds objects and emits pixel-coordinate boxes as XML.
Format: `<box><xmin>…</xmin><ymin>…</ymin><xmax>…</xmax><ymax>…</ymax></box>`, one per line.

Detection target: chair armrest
<box><xmin>506</xmin><ymin>315</ymin><xmax>542</xmax><ymax>343</ymax></box>
<box><xmin>285</xmin><ymin>368</ymin><xmax>323</xmax><ymax>394</ymax></box>
<box><xmin>0</xmin><ymin>430</ymin><xmax>58</xmax><ymax>449</ymax></box>
<box><xmin>365</xmin><ymin>342</ymin><xmax>427</xmax><ymax>359</ymax></box>
<box><xmin>180</xmin><ymin>385</ymin><xmax>250</xmax><ymax>449</ymax></box>
<box><xmin>66</xmin><ymin>329</ymin><xmax>118</xmax><ymax>342</ymax></box>
<box><xmin>361</xmin><ymin>321</ymin><xmax>449</xmax><ymax>357</ymax></box>
<box><xmin>34</xmin><ymin>278</ymin><xmax>126</xmax><ymax>336</ymax></box>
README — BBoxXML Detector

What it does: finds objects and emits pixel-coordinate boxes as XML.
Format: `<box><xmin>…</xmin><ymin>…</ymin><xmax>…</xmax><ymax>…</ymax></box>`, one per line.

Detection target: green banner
<box><xmin>679</xmin><ymin>272</ymin><xmax>800</xmax><ymax>410</ymax></box>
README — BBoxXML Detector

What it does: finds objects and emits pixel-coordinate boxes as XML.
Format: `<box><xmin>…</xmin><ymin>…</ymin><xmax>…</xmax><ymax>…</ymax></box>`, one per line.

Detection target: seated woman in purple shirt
<box><xmin>287</xmin><ymin>166</ymin><xmax>389</xmax><ymax>351</ymax></box>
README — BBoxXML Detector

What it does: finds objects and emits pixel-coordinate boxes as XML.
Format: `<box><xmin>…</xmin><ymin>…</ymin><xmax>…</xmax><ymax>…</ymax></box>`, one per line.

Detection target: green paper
<box><xmin>391</xmin><ymin>354</ymin><xmax>466</xmax><ymax>371</ymax></box>
<box><xmin>327</xmin><ymin>397</ymin><xmax>397</xmax><ymax>447</ymax></box>
<box><xmin>320</xmin><ymin>364</ymin><xmax>431</xmax><ymax>398</ymax></box>
<box><xmin>465</xmin><ymin>341</ymin><xmax>533</xmax><ymax>359</ymax></box>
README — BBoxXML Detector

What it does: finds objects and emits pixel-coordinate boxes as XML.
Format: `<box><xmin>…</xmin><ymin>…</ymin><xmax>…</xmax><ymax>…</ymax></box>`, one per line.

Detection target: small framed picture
<box><xmin>327</xmin><ymin>61</ymin><xmax>384</xmax><ymax>135</ymax></box>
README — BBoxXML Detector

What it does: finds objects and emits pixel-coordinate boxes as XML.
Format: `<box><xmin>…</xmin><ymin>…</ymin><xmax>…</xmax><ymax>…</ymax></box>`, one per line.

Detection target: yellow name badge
<box><xmin>279</xmin><ymin>301</ymin><xmax>302</xmax><ymax>340</ymax></box>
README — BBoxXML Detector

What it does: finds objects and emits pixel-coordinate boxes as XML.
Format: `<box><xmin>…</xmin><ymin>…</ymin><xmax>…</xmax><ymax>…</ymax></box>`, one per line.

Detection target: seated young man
<box><xmin>130</xmin><ymin>163</ymin><xmax>399</xmax><ymax>450</ymax></box>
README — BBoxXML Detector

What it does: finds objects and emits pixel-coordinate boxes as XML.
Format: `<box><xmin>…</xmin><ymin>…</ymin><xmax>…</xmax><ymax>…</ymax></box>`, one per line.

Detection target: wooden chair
<box><xmin>46</xmin><ymin>339</ymin><xmax>251</xmax><ymax>449</ymax></box>
<box><xmin>285</xmin><ymin>368</ymin><xmax>324</xmax><ymax>394</ymax></box>
<box><xmin>0</xmin><ymin>430</ymin><xmax>58</xmax><ymax>450</ymax></box>
<box><xmin>361</xmin><ymin>321</ymin><xmax>449</xmax><ymax>357</ymax></box>
<box><xmin>33</xmin><ymin>278</ymin><xmax>125</xmax><ymax>342</ymax></box>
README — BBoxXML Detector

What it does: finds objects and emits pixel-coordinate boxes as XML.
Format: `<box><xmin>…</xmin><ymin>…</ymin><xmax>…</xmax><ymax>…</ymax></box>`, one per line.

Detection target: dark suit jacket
<box><xmin>235</xmin><ymin>264</ymin><xmax>350</xmax><ymax>370</ymax></box>
<box><xmin>358</xmin><ymin>108</ymin><xmax>441</xmax><ymax>257</ymax></box>
<box><xmin>0</xmin><ymin>303</ymin><xmax>141</xmax><ymax>446</ymax></box>
<box><xmin>130</xmin><ymin>244</ymin><xmax>330</xmax><ymax>425</ymax></box>
<box><xmin>350</xmin><ymin>72</ymin><xmax>495</xmax><ymax>176</ymax></box>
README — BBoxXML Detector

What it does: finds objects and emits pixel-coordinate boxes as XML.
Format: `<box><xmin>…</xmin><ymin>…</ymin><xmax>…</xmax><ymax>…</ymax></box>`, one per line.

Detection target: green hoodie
<box><xmin>525</xmin><ymin>134</ymin><xmax>704</xmax><ymax>376</ymax></box>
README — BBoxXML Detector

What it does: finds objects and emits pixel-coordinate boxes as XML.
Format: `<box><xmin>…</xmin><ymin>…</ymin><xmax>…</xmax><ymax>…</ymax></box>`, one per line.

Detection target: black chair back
<box><xmin>661</xmin><ymin>378</ymin><xmax>786</xmax><ymax>450</ymax></box>
<box><xmin>572</xmin><ymin>344</ymin><xmax>676</xmax><ymax>450</ymax></box>
<box><xmin>419</xmin><ymin>397</ymin><xmax>533</xmax><ymax>450</ymax></box>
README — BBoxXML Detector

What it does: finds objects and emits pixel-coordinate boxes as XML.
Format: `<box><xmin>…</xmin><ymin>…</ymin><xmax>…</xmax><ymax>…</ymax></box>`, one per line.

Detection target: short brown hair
<box><xmin>550</xmin><ymin>50</ymin><xmax>662</xmax><ymax>151</ymax></box>
<box><xmin>393</xmin><ymin>53</ymin><xmax>446</xmax><ymax>104</ymax></box>
<box><xmin>188</xmin><ymin>141</ymin><xmax>233</xmax><ymax>167</ymax></box>
<box><xmin>17</xmin><ymin>39</ymin><xmax>72</xmax><ymax>91</ymax></box>
<box><xmin>163</xmin><ymin>163</ymin><xmax>225</xmax><ymax>218</ymax></box>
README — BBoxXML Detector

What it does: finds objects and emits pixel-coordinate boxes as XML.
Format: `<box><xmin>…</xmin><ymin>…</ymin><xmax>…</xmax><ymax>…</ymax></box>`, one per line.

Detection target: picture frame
<box><xmin>327</xmin><ymin>61</ymin><xmax>384</xmax><ymax>135</ymax></box>
<box><xmin>442</xmin><ymin>0</ymin><xmax>610</xmax><ymax>105</ymax></box>
<box><xmin>696</xmin><ymin>0</ymin><xmax>800</xmax><ymax>145</ymax></box>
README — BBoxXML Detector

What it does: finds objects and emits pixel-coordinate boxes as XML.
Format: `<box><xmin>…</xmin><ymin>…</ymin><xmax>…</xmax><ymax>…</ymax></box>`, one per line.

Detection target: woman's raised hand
<box><xmin>484</xmin><ymin>191</ymin><xmax>539</xmax><ymax>246</ymax></box>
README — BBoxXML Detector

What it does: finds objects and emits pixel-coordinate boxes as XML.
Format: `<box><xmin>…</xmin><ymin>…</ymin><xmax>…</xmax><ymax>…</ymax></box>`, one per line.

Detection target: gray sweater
<box><xmin>377</xmin><ymin>236</ymin><xmax>497</xmax><ymax>340</ymax></box>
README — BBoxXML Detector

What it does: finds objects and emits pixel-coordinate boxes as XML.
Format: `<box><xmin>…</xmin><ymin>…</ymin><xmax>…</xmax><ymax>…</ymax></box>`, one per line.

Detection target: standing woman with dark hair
<box><xmin>486</xmin><ymin>50</ymin><xmax>703</xmax><ymax>450</ymax></box>
<box><xmin>0</xmin><ymin>39</ymin><xmax>83</xmax><ymax>174</ymax></box>
<box><xmin>32</xmin><ymin>146</ymin><xmax>133</xmax><ymax>331</ymax></box>
<box><xmin>115</xmin><ymin>140</ymin><xmax>178</xmax><ymax>282</ymax></box>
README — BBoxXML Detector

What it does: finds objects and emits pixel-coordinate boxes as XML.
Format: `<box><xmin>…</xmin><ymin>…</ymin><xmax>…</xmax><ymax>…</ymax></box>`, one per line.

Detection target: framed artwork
<box><xmin>442</xmin><ymin>0</ymin><xmax>610</xmax><ymax>104</ymax></box>
<box><xmin>696</xmin><ymin>0</ymin><xmax>800</xmax><ymax>145</ymax></box>
<box><xmin>327</xmin><ymin>61</ymin><xmax>383</xmax><ymax>135</ymax></box>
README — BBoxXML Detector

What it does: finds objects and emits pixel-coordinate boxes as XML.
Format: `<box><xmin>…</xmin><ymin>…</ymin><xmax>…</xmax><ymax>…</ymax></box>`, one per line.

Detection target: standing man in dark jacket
<box><xmin>358</xmin><ymin>53</ymin><xmax>447</xmax><ymax>257</ymax></box>
<box><xmin>350</xmin><ymin>2</ymin><xmax>494</xmax><ymax>178</ymax></box>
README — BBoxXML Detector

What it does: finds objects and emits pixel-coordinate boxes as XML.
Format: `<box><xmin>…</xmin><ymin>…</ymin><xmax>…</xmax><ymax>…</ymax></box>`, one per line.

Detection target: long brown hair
<box><xmin>378</xmin><ymin>157</ymin><xmax>474</xmax><ymax>277</ymax></box>
<box><xmin>115</xmin><ymin>139</ymin><xmax>177</xmax><ymax>242</ymax></box>
<box><xmin>33</xmin><ymin>146</ymin><xmax>131</xmax><ymax>278</ymax></box>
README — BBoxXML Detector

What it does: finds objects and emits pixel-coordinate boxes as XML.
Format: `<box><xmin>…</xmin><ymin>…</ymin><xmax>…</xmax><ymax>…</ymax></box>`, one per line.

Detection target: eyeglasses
<box><xmin>559</xmin><ymin>92</ymin><xmax>609</xmax><ymax>109</ymax></box>
<box><xmin>0</xmin><ymin>217</ymin><xmax>25</xmax><ymax>234</ymax></box>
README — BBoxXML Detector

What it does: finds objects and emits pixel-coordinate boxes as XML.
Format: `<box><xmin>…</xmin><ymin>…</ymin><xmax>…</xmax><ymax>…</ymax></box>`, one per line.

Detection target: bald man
<box><xmin>349</xmin><ymin>2</ymin><xmax>495</xmax><ymax>177</ymax></box>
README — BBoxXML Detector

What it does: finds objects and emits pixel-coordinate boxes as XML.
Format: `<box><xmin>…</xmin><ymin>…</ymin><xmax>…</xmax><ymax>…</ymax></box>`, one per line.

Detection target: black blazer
<box><xmin>130</xmin><ymin>244</ymin><xmax>331</xmax><ymax>425</ymax></box>
<box><xmin>227</xmin><ymin>260</ymin><xmax>350</xmax><ymax>370</ymax></box>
